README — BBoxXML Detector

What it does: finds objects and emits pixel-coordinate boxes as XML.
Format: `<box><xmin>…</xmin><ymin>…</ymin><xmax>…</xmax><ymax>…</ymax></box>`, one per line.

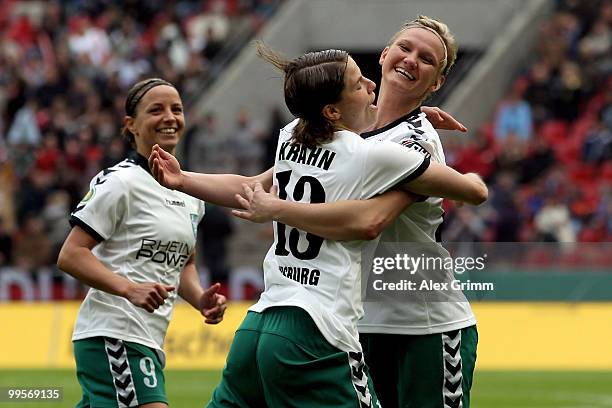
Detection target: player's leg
<box><xmin>207</xmin><ymin>312</ymin><xmax>266</xmax><ymax>408</ymax></box>
<box><xmin>257</xmin><ymin>306</ymin><xmax>380</xmax><ymax>408</ymax></box>
<box><xmin>459</xmin><ymin>326</ymin><xmax>478</xmax><ymax>408</ymax></box>
<box><xmin>360</xmin><ymin>332</ymin><xmax>400</xmax><ymax>407</ymax></box>
<box><xmin>396</xmin><ymin>331</ymin><xmax>444</xmax><ymax>408</ymax></box>
<box><xmin>395</xmin><ymin>326</ymin><xmax>478</xmax><ymax>408</ymax></box>
<box><xmin>74</xmin><ymin>337</ymin><xmax>167</xmax><ymax>407</ymax></box>
<box><xmin>124</xmin><ymin>341</ymin><xmax>167</xmax><ymax>407</ymax></box>
<box><xmin>74</xmin><ymin>338</ymin><xmax>105</xmax><ymax>407</ymax></box>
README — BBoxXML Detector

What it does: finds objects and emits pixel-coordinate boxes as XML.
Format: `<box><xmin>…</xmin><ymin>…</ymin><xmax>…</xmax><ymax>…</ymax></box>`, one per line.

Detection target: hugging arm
<box><xmin>233</xmin><ymin>183</ymin><xmax>416</xmax><ymax>241</ymax></box>
<box><xmin>402</xmin><ymin>161</ymin><xmax>487</xmax><ymax>205</ymax></box>
<box><xmin>233</xmin><ymin>159</ymin><xmax>487</xmax><ymax>240</ymax></box>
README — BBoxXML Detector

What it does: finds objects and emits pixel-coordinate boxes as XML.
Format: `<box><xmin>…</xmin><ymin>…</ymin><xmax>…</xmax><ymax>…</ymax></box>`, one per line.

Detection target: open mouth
<box><xmin>157</xmin><ymin>128</ymin><xmax>178</xmax><ymax>135</ymax></box>
<box><xmin>395</xmin><ymin>67</ymin><xmax>415</xmax><ymax>81</ymax></box>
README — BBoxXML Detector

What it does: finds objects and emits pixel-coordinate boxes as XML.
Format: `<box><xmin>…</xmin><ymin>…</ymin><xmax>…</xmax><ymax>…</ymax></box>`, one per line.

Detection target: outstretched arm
<box><xmin>149</xmin><ymin>144</ymin><xmax>273</xmax><ymax>208</ymax></box>
<box><xmin>233</xmin><ymin>183</ymin><xmax>416</xmax><ymax>240</ymax></box>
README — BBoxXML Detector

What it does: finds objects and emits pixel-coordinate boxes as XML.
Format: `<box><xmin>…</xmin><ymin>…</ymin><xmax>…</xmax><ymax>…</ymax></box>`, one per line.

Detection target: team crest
<box><xmin>190</xmin><ymin>213</ymin><xmax>199</xmax><ymax>238</ymax></box>
<box><xmin>80</xmin><ymin>187</ymin><xmax>95</xmax><ymax>203</ymax></box>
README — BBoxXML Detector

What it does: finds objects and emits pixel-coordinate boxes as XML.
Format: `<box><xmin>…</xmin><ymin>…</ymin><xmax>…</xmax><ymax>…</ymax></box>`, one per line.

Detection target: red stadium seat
<box><xmin>541</xmin><ymin>120</ymin><xmax>569</xmax><ymax>145</ymax></box>
<box><xmin>602</xmin><ymin>162</ymin><xmax>612</xmax><ymax>183</ymax></box>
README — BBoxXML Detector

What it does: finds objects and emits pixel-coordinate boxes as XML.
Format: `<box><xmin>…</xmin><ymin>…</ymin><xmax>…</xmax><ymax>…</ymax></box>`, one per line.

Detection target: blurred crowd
<box><xmin>0</xmin><ymin>0</ymin><xmax>610</xmax><ymax>300</ymax></box>
<box><xmin>0</xmin><ymin>0</ymin><xmax>284</xmax><ymax>273</ymax></box>
<box><xmin>442</xmin><ymin>0</ymin><xmax>611</xmax><ymax>244</ymax></box>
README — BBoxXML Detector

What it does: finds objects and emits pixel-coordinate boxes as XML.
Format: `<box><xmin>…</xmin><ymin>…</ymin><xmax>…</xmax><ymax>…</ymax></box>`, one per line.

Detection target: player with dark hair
<box><xmin>57</xmin><ymin>78</ymin><xmax>227</xmax><ymax>408</ymax></box>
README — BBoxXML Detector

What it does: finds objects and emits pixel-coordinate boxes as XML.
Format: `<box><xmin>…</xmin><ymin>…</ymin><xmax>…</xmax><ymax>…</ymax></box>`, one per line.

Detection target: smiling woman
<box><xmin>55</xmin><ymin>78</ymin><xmax>227</xmax><ymax>408</ymax></box>
<box><xmin>123</xmin><ymin>78</ymin><xmax>185</xmax><ymax>156</ymax></box>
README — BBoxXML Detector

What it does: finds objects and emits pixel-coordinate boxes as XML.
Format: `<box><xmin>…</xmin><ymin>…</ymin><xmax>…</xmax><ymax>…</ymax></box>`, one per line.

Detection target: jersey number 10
<box><xmin>274</xmin><ymin>170</ymin><xmax>325</xmax><ymax>260</ymax></box>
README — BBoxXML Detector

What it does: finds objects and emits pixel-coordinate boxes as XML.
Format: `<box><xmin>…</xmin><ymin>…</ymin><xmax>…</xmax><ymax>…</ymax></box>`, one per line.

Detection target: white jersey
<box><xmin>250</xmin><ymin>119</ymin><xmax>430</xmax><ymax>352</ymax></box>
<box><xmin>358</xmin><ymin>110</ymin><xmax>477</xmax><ymax>335</ymax></box>
<box><xmin>69</xmin><ymin>153</ymin><xmax>206</xmax><ymax>353</ymax></box>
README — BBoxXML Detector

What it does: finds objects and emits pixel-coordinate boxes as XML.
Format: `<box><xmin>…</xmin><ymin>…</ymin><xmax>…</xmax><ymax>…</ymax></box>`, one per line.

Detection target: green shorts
<box><xmin>73</xmin><ymin>337</ymin><xmax>167</xmax><ymax>407</ymax></box>
<box><xmin>209</xmin><ymin>306</ymin><xmax>380</xmax><ymax>408</ymax></box>
<box><xmin>360</xmin><ymin>326</ymin><xmax>478</xmax><ymax>408</ymax></box>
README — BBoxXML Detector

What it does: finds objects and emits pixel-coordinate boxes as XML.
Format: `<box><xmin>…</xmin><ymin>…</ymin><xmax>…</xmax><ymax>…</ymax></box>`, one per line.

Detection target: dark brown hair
<box><xmin>122</xmin><ymin>78</ymin><xmax>175</xmax><ymax>147</ymax></box>
<box><xmin>255</xmin><ymin>41</ymin><xmax>349</xmax><ymax>148</ymax></box>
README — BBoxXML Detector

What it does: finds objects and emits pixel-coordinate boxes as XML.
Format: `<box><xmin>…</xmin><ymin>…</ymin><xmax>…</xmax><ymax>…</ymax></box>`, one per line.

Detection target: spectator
<box><xmin>6</xmin><ymin>97</ymin><xmax>41</xmax><ymax>146</ymax></box>
<box><xmin>444</xmin><ymin>207</ymin><xmax>487</xmax><ymax>242</ymax></box>
<box><xmin>578</xmin><ymin>15</ymin><xmax>611</xmax><ymax>82</ymax></box>
<box><xmin>15</xmin><ymin>169</ymin><xmax>51</xmax><ymax>226</ymax></box>
<box><xmin>494</xmin><ymin>78</ymin><xmax>533</xmax><ymax>142</ymax></box>
<box><xmin>519</xmin><ymin>136</ymin><xmax>555</xmax><ymax>184</ymax></box>
<box><xmin>41</xmin><ymin>190</ymin><xmax>71</xmax><ymax>260</ymax></box>
<box><xmin>495</xmin><ymin>132</ymin><xmax>526</xmax><ymax>175</ymax></box>
<box><xmin>230</xmin><ymin>107</ymin><xmax>263</xmax><ymax>175</ymax></box>
<box><xmin>550</xmin><ymin>61</ymin><xmax>584</xmax><ymax>121</ymax></box>
<box><xmin>67</xmin><ymin>16</ymin><xmax>111</xmax><ymax>67</ymax></box>
<box><xmin>490</xmin><ymin>172</ymin><xmax>522</xmax><ymax>241</ymax></box>
<box><xmin>525</xmin><ymin>60</ymin><xmax>553</xmax><ymax>125</ymax></box>
<box><xmin>534</xmin><ymin>195</ymin><xmax>576</xmax><ymax>242</ymax></box>
<box><xmin>582</xmin><ymin>108</ymin><xmax>612</xmax><ymax>164</ymax></box>
<box><xmin>12</xmin><ymin>214</ymin><xmax>51</xmax><ymax>271</ymax></box>
<box><xmin>34</xmin><ymin>131</ymin><xmax>62</xmax><ymax>175</ymax></box>
<box><xmin>185</xmin><ymin>112</ymin><xmax>233</xmax><ymax>173</ymax></box>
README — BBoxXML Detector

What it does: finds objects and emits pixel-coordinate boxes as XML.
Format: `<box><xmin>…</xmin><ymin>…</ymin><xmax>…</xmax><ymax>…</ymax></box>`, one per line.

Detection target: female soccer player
<box><xmin>150</xmin><ymin>41</ymin><xmax>485</xmax><ymax>406</ymax></box>
<box><xmin>57</xmin><ymin>78</ymin><xmax>227</xmax><ymax>408</ymax></box>
<box><xmin>233</xmin><ymin>16</ymin><xmax>481</xmax><ymax>408</ymax></box>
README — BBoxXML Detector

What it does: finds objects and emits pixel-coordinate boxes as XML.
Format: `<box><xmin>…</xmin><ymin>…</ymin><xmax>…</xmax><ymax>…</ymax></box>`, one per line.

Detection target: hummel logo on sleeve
<box><xmin>165</xmin><ymin>199</ymin><xmax>186</xmax><ymax>207</ymax></box>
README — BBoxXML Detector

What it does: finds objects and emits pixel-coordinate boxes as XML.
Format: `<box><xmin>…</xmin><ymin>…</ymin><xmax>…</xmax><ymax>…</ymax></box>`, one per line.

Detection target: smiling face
<box><xmin>332</xmin><ymin>57</ymin><xmax>378</xmax><ymax>133</ymax></box>
<box><xmin>380</xmin><ymin>27</ymin><xmax>446</xmax><ymax>103</ymax></box>
<box><xmin>124</xmin><ymin>85</ymin><xmax>184</xmax><ymax>157</ymax></box>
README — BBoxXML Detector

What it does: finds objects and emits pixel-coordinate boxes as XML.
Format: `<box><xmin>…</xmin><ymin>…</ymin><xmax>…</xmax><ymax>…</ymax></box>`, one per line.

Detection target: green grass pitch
<box><xmin>1</xmin><ymin>370</ymin><xmax>611</xmax><ymax>407</ymax></box>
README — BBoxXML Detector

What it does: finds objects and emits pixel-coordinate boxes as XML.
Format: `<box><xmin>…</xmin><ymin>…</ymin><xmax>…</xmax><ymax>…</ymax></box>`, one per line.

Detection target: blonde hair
<box><xmin>389</xmin><ymin>15</ymin><xmax>458</xmax><ymax>77</ymax></box>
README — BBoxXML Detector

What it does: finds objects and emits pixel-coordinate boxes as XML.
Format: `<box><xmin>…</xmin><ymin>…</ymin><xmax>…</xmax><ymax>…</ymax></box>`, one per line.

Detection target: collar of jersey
<box><xmin>128</xmin><ymin>150</ymin><xmax>153</xmax><ymax>175</ymax></box>
<box><xmin>360</xmin><ymin>106</ymin><xmax>422</xmax><ymax>139</ymax></box>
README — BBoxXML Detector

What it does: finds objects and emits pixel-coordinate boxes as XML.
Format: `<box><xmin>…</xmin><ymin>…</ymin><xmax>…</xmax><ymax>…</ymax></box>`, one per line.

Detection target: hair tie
<box><xmin>125</xmin><ymin>78</ymin><xmax>173</xmax><ymax>116</ymax></box>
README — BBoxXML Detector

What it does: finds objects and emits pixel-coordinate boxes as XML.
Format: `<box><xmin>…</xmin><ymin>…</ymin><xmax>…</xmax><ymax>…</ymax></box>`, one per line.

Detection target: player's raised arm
<box><xmin>149</xmin><ymin>144</ymin><xmax>273</xmax><ymax>208</ymax></box>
